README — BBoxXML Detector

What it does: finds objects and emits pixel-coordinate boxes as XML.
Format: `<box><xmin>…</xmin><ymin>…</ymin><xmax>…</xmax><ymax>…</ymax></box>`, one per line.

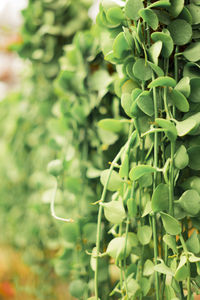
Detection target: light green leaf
<box><xmin>148</xmin><ymin>61</ymin><xmax>164</xmax><ymax>77</ymax></box>
<box><xmin>106</xmin><ymin>237</ymin><xmax>132</xmax><ymax>260</ymax></box>
<box><xmin>174</xmin><ymin>145</ymin><xmax>189</xmax><ymax>170</ymax></box>
<box><xmin>149</xmin><ymin>0</ymin><xmax>171</xmax><ymax>8</ymax></box>
<box><xmin>143</xmin><ymin>259</ymin><xmax>154</xmax><ymax>276</ymax></box>
<box><xmin>129</xmin><ymin>165</ymin><xmax>157</xmax><ymax>181</ymax></box>
<box><xmin>183</xmin><ymin>42</ymin><xmax>200</xmax><ymax>62</ymax></box>
<box><xmin>168</xmin><ymin>19</ymin><xmax>192</xmax><ymax>46</ymax></box>
<box><xmin>175</xmin><ymin>77</ymin><xmax>190</xmax><ymax>98</ymax></box>
<box><xmin>137</xmin><ymin>225</ymin><xmax>152</xmax><ymax>245</ymax></box>
<box><xmin>151</xmin><ymin>31</ymin><xmax>174</xmax><ymax>58</ymax></box>
<box><xmin>100</xmin><ymin>169</ymin><xmax>122</xmax><ymax>191</ymax></box>
<box><xmin>127</xmin><ymin>197</ymin><xmax>137</xmax><ymax>218</ymax></box>
<box><xmin>168</xmin><ymin>0</ymin><xmax>184</xmax><ymax>17</ymax></box>
<box><xmin>169</xmin><ymin>89</ymin><xmax>189</xmax><ymax>112</ymax></box>
<box><xmin>137</xmin><ymin>90</ymin><xmax>154</xmax><ymax>116</ymax></box>
<box><xmin>149</xmin><ymin>41</ymin><xmax>162</xmax><ymax>65</ymax></box>
<box><xmin>139</xmin><ymin>8</ymin><xmax>159</xmax><ymax>30</ymax></box>
<box><xmin>121</xmin><ymin>93</ymin><xmax>132</xmax><ymax>118</ymax></box>
<box><xmin>186</xmin><ymin>3</ymin><xmax>200</xmax><ymax>24</ymax></box>
<box><xmin>154</xmin><ymin>260</ymin><xmax>174</xmax><ymax>276</ymax></box>
<box><xmin>113</xmin><ymin>32</ymin><xmax>130</xmax><ymax>59</ymax></box>
<box><xmin>101</xmin><ymin>200</ymin><xmax>126</xmax><ymax>224</ymax></box>
<box><xmin>155</xmin><ymin>118</ymin><xmax>177</xmax><ymax>142</ymax></box>
<box><xmin>176</xmin><ymin>118</ymin><xmax>197</xmax><ymax>136</ymax></box>
<box><xmin>106</xmin><ymin>7</ymin><xmax>124</xmax><ymax>25</ymax></box>
<box><xmin>186</xmin><ymin>230</ymin><xmax>200</xmax><ymax>254</ymax></box>
<box><xmin>119</xmin><ymin>154</ymin><xmax>129</xmax><ymax>178</ymax></box>
<box><xmin>160</xmin><ymin>212</ymin><xmax>181</xmax><ymax>235</ymax></box>
<box><xmin>163</xmin><ymin>234</ymin><xmax>178</xmax><ymax>254</ymax></box>
<box><xmin>98</xmin><ymin>118</ymin><xmax>123</xmax><ymax>133</ymax></box>
<box><xmin>125</xmin><ymin>0</ymin><xmax>144</xmax><ymax>20</ymax></box>
<box><xmin>174</xmin><ymin>256</ymin><xmax>188</xmax><ymax>281</ymax></box>
<box><xmin>178</xmin><ymin>189</ymin><xmax>200</xmax><ymax>215</ymax></box>
<box><xmin>152</xmin><ymin>183</ymin><xmax>169</xmax><ymax>212</ymax></box>
<box><xmin>148</xmin><ymin>76</ymin><xmax>176</xmax><ymax>88</ymax></box>
<box><xmin>132</xmin><ymin>58</ymin><xmax>153</xmax><ymax>81</ymax></box>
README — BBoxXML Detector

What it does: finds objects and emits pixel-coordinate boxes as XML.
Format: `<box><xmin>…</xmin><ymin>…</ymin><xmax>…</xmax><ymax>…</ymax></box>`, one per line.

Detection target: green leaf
<box><xmin>174</xmin><ymin>256</ymin><xmax>188</xmax><ymax>281</ymax></box>
<box><xmin>119</xmin><ymin>154</ymin><xmax>129</xmax><ymax>178</ymax></box>
<box><xmin>186</xmin><ymin>230</ymin><xmax>200</xmax><ymax>254</ymax></box>
<box><xmin>148</xmin><ymin>76</ymin><xmax>176</xmax><ymax>88</ymax></box>
<box><xmin>186</xmin><ymin>3</ymin><xmax>200</xmax><ymax>24</ymax></box>
<box><xmin>89</xmin><ymin>70</ymin><xmax>112</xmax><ymax>91</ymax></box>
<box><xmin>178</xmin><ymin>189</ymin><xmax>200</xmax><ymax>216</ymax></box>
<box><xmin>137</xmin><ymin>90</ymin><xmax>154</xmax><ymax>116</ymax></box>
<box><xmin>106</xmin><ymin>7</ymin><xmax>124</xmax><ymax>25</ymax></box>
<box><xmin>129</xmin><ymin>165</ymin><xmax>157</xmax><ymax>181</ymax></box>
<box><xmin>121</xmin><ymin>93</ymin><xmax>132</xmax><ymax>118</ymax></box>
<box><xmin>183</xmin><ymin>42</ymin><xmax>200</xmax><ymax>62</ymax></box>
<box><xmin>160</xmin><ymin>212</ymin><xmax>181</xmax><ymax>235</ymax></box>
<box><xmin>47</xmin><ymin>159</ymin><xmax>63</xmax><ymax>177</ymax></box>
<box><xmin>106</xmin><ymin>237</ymin><xmax>132</xmax><ymax>260</ymax></box>
<box><xmin>149</xmin><ymin>1</ymin><xmax>171</xmax><ymax>8</ymax></box>
<box><xmin>152</xmin><ymin>183</ymin><xmax>169</xmax><ymax>212</ymax></box>
<box><xmin>124</xmin><ymin>278</ymin><xmax>140</xmax><ymax>297</ymax></box>
<box><xmin>176</xmin><ymin>118</ymin><xmax>197</xmax><ymax>136</ymax></box>
<box><xmin>98</xmin><ymin>118</ymin><xmax>123</xmax><ymax>133</ymax></box>
<box><xmin>168</xmin><ymin>19</ymin><xmax>192</xmax><ymax>46</ymax></box>
<box><xmin>100</xmin><ymin>169</ymin><xmax>122</xmax><ymax>191</ymax></box>
<box><xmin>190</xmin><ymin>78</ymin><xmax>200</xmax><ymax>103</ymax></box>
<box><xmin>122</xmin><ymin>79</ymin><xmax>139</xmax><ymax>94</ymax></box>
<box><xmin>126</xmin><ymin>232</ymin><xmax>138</xmax><ymax>247</ymax></box>
<box><xmin>127</xmin><ymin>197</ymin><xmax>137</xmax><ymax>218</ymax></box>
<box><xmin>69</xmin><ymin>280</ymin><xmax>87</xmax><ymax>298</ymax></box>
<box><xmin>101</xmin><ymin>200</ymin><xmax>126</xmax><ymax>224</ymax></box>
<box><xmin>163</xmin><ymin>234</ymin><xmax>178</xmax><ymax>254</ymax></box>
<box><xmin>151</xmin><ymin>31</ymin><xmax>174</xmax><ymax>58</ymax></box>
<box><xmin>113</xmin><ymin>32</ymin><xmax>130</xmax><ymax>59</ymax></box>
<box><xmin>168</xmin><ymin>0</ymin><xmax>184</xmax><ymax>17</ymax></box>
<box><xmin>143</xmin><ymin>259</ymin><xmax>154</xmax><ymax>276</ymax></box>
<box><xmin>142</xmin><ymin>201</ymin><xmax>152</xmax><ymax>217</ymax></box>
<box><xmin>139</xmin><ymin>8</ymin><xmax>159</xmax><ymax>30</ymax></box>
<box><xmin>137</xmin><ymin>225</ymin><xmax>152</xmax><ymax>245</ymax></box>
<box><xmin>174</xmin><ymin>145</ymin><xmax>189</xmax><ymax>169</ymax></box>
<box><xmin>130</xmin><ymin>88</ymin><xmax>142</xmax><ymax>117</ymax></box>
<box><xmin>180</xmin><ymin>176</ymin><xmax>200</xmax><ymax>195</ymax></box>
<box><xmin>132</xmin><ymin>58</ymin><xmax>153</xmax><ymax>81</ymax></box>
<box><xmin>155</xmin><ymin>118</ymin><xmax>177</xmax><ymax>142</ymax></box>
<box><xmin>125</xmin><ymin>0</ymin><xmax>144</xmax><ymax>20</ymax></box>
<box><xmin>169</xmin><ymin>89</ymin><xmax>189</xmax><ymax>112</ymax></box>
<box><xmin>154</xmin><ymin>260</ymin><xmax>174</xmax><ymax>276</ymax></box>
<box><xmin>175</xmin><ymin>77</ymin><xmax>190</xmax><ymax>98</ymax></box>
<box><xmin>149</xmin><ymin>41</ymin><xmax>162</xmax><ymax>65</ymax></box>
<box><xmin>183</xmin><ymin>62</ymin><xmax>200</xmax><ymax>79</ymax></box>
<box><xmin>188</xmin><ymin>146</ymin><xmax>200</xmax><ymax>170</ymax></box>
<box><xmin>148</xmin><ymin>61</ymin><xmax>164</xmax><ymax>77</ymax></box>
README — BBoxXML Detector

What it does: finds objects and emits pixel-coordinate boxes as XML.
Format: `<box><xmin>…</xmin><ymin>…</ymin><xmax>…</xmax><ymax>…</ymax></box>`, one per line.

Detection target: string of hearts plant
<box><xmin>92</xmin><ymin>0</ymin><xmax>200</xmax><ymax>299</ymax></box>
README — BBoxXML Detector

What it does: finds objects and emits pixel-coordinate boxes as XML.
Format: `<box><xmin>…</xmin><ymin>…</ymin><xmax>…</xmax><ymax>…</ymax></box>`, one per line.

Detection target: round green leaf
<box><xmin>149</xmin><ymin>41</ymin><xmax>162</xmax><ymax>65</ymax></box>
<box><xmin>175</xmin><ymin>77</ymin><xmax>190</xmax><ymax>98</ymax></box>
<box><xmin>100</xmin><ymin>169</ymin><xmax>122</xmax><ymax>191</ymax></box>
<box><xmin>186</xmin><ymin>4</ymin><xmax>200</xmax><ymax>24</ymax></box>
<box><xmin>148</xmin><ymin>76</ymin><xmax>176</xmax><ymax>88</ymax></box>
<box><xmin>149</xmin><ymin>1</ymin><xmax>171</xmax><ymax>8</ymax></box>
<box><xmin>98</xmin><ymin>118</ymin><xmax>123</xmax><ymax>133</ymax></box>
<box><xmin>186</xmin><ymin>231</ymin><xmax>200</xmax><ymax>254</ymax></box>
<box><xmin>190</xmin><ymin>78</ymin><xmax>200</xmax><ymax>103</ymax></box>
<box><xmin>127</xmin><ymin>197</ymin><xmax>137</xmax><ymax>218</ymax></box>
<box><xmin>137</xmin><ymin>225</ymin><xmax>152</xmax><ymax>245</ymax></box>
<box><xmin>188</xmin><ymin>146</ymin><xmax>200</xmax><ymax>170</ymax></box>
<box><xmin>143</xmin><ymin>259</ymin><xmax>154</xmax><ymax>276</ymax></box>
<box><xmin>174</xmin><ymin>145</ymin><xmax>189</xmax><ymax>169</ymax></box>
<box><xmin>132</xmin><ymin>58</ymin><xmax>153</xmax><ymax>81</ymax></box>
<box><xmin>168</xmin><ymin>0</ymin><xmax>184</xmax><ymax>17</ymax></box>
<box><xmin>130</xmin><ymin>88</ymin><xmax>142</xmax><ymax>117</ymax></box>
<box><xmin>129</xmin><ymin>165</ymin><xmax>157</xmax><ymax>181</ymax></box>
<box><xmin>179</xmin><ymin>7</ymin><xmax>193</xmax><ymax>24</ymax></box>
<box><xmin>183</xmin><ymin>42</ymin><xmax>200</xmax><ymax>62</ymax></box>
<box><xmin>160</xmin><ymin>212</ymin><xmax>181</xmax><ymax>235</ymax></box>
<box><xmin>106</xmin><ymin>7</ymin><xmax>124</xmax><ymax>25</ymax></box>
<box><xmin>180</xmin><ymin>176</ymin><xmax>200</xmax><ymax>195</ymax></box>
<box><xmin>151</xmin><ymin>31</ymin><xmax>174</xmax><ymax>57</ymax></box>
<box><xmin>121</xmin><ymin>93</ymin><xmax>132</xmax><ymax>118</ymax></box>
<box><xmin>122</xmin><ymin>79</ymin><xmax>139</xmax><ymax>94</ymax></box>
<box><xmin>154</xmin><ymin>260</ymin><xmax>174</xmax><ymax>276</ymax></box>
<box><xmin>169</xmin><ymin>89</ymin><xmax>189</xmax><ymax>112</ymax></box>
<box><xmin>113</xmin><ymin>32</ymin><xmax>130</xmax><ymax>59</ymax></box>
<box><xmin>176</xmin><ymin>118</ymin><xmax>197</xmax><ymax>136</ymax></box>
<box><xmin>137</xmin><ymin>90</ymin><xmax>154</xmax><ymax>116</ymax></box>
<box><xmin>155</xmin><ymin>118</ymin><xmax>177</xmax><ymax>142</ymax></box>
<box><xmin>47</xmin><ymin>159</ymin><xmax>63</xmax><ymax>177</ymax></box>
<box><xmin>163</xmin><ymin>234</ymin><xmax>178</xmax><ymax>254</ymax></box>
<box><xmin>125</xmin><ymin>0</ymin><xmax>144</xmax><ymax>20</ymax></box>
<box><xmin>148</xmin><ymin>61</ymin><xmax>164</xmax><ymax>77</ymax></box>
<box><xmin>168</xmin><ymin>19</ymin><xmax>192</xmax><ymax>46</ymax></box>
<box><xmin>139</xmin><ymin>8</ymin><xmax>159</xmax><ymax>30</ymax></box>
<box><xmin>174</xmin><ymin>257</ymin><xmax>188</xmax><ymax>281</ymax></box>
<box><xmin>101</xmin><ymin>200</ymin><xmax>126</xmax><ymax>224</ymax></box>
<box><xmin>178</xmin><ymin>190</ymin><xmax>200</xmax><ymax>216</ymax></box>
<box><xmin>69</xmin><ymin>280</ymin><xmax>87</xmax><ymax>298</ymax></box>
<box><xmin>152</xmin><ymin>183</ymin><xmax>169</xmax><ymax>212</ymax></box>
<box><xmin>106</xmin><ymin>237</ymin><xmax>132</xmax><ymax>260</ymax></box>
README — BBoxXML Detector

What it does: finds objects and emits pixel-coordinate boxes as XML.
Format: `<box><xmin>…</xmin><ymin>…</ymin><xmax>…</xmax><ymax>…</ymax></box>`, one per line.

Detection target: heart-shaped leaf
<box><xmin>176</xmin><ymin>118</ymin><xmax>197</xmax><ymax>136</ymax></box>
<box><xmin>174</xmin><ymin>145</ymin><xmax>189</xmax><ymax>169</ymax></box>
<box><xmin>149</xmin><ymin>41</ymin><xmax>162</xmax><ymax>65</ymax></box>
<box><xmin>129</xmin><ymin>165</ymin><xmax>157</xmax><ymax>181</ymax></box>
<box><xmin>101</xmin><ymin>200</ymin><xmax>126</xmax><ymax>224</ymax></box>
<box><xmin>183</xmin><ymin>42</ymin><xmax>200</xmax><ymax>62</ymax></box>
<box><xmin>98</xmin><ymin>118</ymin><xmax>123</xmax><ymax>133</ymax></box>
<box><xmin>137</xmin><ymin>90</ymin><xmax>154</xmax><ymax>116</ymax></box>
<box><xmin>152</xmin><ymin>183</ymin><xmax>169</xmax><ymax>212</ymax></box>
<box><xmin>174</xmin><ymin>256</ymin><xmax>188</xmax><ymax>281</ymax></box>
<box><xmin>151</xmin><ymin>31</ymin><xmax>174</xmax><ymax>58</ymax></box>
<box><xmin>160</xmin><ymin>212</ymin><xmax>181</xmax><ymax>235</ymax></box>
<box><xmin>155</xmin><ymin>118</ymin><xmax>177</xmax><ymax>142</ymax></box>
<box><xmin>139</xmin><ymin>8</ymin><xmax>159</xmax><ymax>30</ymax></box>
<box><xmin>132</xmin><ymin>58</ymin><xmax>153</xmax><ymax>81</ymax></box>
<box><xmin>154</xmin><ymin>260</ymin><xmax>174</xmax><ymax>276</ymax></box>
<box><xmin>186</xmin><ymin>231</ymin><xmax>200</xmax><ymax>254</ymax></box>
<box><xmin>168</xmin><ymin>19</ymin><xmax>192</xmax><ymax>46</ymax></box>
<box><xmin>148</xmin><ymin>76</ymin><xmax>176</xmax><ymax>88</ymax></box>
<box><xmin>169</xmin><ymin>89</ymin><xmax>189</xmax><ymax>112</ymax></box>
<box><xmin>113</xmin><ymin>32</ymin><xmax>130</xmax><ymax>59</ymax></box>
<box><xmin>137</xmin><ymin>225</ymin><xmax>152</xmax><ymax>245</ymax></box>
<box><xmin>125</xmin><ymin>0</ymin><xmax>144</xmax><ymax>20</ymax></box>
<box><xmin>106</xmin><ymin>237</ymin><xmax>132</xmax><ymax>260</ymax></box>
<box><xmin>178</xmin><ymin>189</ymin><xmax>200</xmax><ymax>215</ymax></box>
<box><xmin>163</xmin><ymin>234</ymin><xmax>178</xmax><ymax>254</ymax></box>
<box><xmin>175</xmin><ymin>77</ymin><xmax>190</xmax><ymax>97</ymax></box>
<box><xmin>100</xmin><ymin>169</ymin><xmax>122</xmax><ymax>191</ymax></box>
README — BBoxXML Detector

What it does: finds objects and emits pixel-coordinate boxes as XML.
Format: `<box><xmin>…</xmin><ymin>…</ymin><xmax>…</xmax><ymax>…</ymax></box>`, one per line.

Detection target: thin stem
<box><xmin>163</xmin><ymin>58</ymin><xmax>171</xmax><ymax>119</ymax></box>
<box><xmin>179</xmin><ymin>234</ymin><xmax>191</xmax><ymax>300</ymax></box>
<box><xmin>173</xmin><ymin>46</ymin><xmax>179</xmax><ymax>115</ymax></box>
<box><xmin>169</xmin><ymin>142</ymin><xmax>175</xmax><ymax>216</ymax></box>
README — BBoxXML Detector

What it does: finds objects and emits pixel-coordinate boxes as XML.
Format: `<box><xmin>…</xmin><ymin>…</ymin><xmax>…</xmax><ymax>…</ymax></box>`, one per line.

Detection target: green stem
<box><xmin>169</xmin><ymin>142</ymin><xmax>175</xmax><ymax>216</ymax></box>
<box><xmin>179</xmin><ymin>234</ymin><xmax>191</xmax><ymax>300</ymax></box>
<box><xmin>173</xmin><ymin>46</ymin><xmax>179</xmax><ymax>116</ymax></box>
<box><xmin>163</xmin><ymin>59</ymin><xmax>171</xmax><ymax>119</ymax></box>
<box><xmin>152</xmin><ymin>73</ymin><xmax>160</xmax><ymax>300</ymax></box>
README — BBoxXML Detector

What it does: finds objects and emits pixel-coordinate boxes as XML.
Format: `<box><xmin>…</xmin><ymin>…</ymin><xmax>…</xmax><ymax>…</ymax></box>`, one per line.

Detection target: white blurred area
<box><xmin>0</xmin><ymin>0</ymin><xmax>27</xmax><ymax>101</ymax></box>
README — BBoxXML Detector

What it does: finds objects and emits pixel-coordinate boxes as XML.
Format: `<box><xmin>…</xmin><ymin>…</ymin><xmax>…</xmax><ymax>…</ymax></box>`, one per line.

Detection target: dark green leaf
<box><xmin>183</xmin><ymin>42</ymin><xmax>200</xmax><ymax>62</ymax></box>
<box><xmin>188</xmin><ymin>146</ymin><xmax>200</xmax><ymax>170</ymax></box>
<box><xmin>178</xmin><ymin>189</ymin><xmax>200</xmax><ymax>215</ymax></box>
<box><xmin>169</xmin><ymin>89</ymin><xmax>189</xmax><ymax>112</ymax></box>
<box><xmin>132</xmin><ymin>58</ymin><xmax>153</xmax><ymax>81</ymax></box>
<box><xmin>168</xmin><ymin>19</ymin><xmax>192</xmax><ymax>46</ymax></box>
<box><xmin>174</xmin><ymin>145</ymin><xmax>189</xmax><ymax>169</ymax></box>
<box><xmin>129</xmin><ymin>165</ymin><xmax>157</xmax><ymax>181</ymax></box>
<box><xmin>139</xmin><ymin>8</ymin><xmax>159</xmax><ymax>30</ymax></box>
<box><xmin>148</xmin><ymin>76</ymin><xmax>176</xmax><ymax>88</ymax></box>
